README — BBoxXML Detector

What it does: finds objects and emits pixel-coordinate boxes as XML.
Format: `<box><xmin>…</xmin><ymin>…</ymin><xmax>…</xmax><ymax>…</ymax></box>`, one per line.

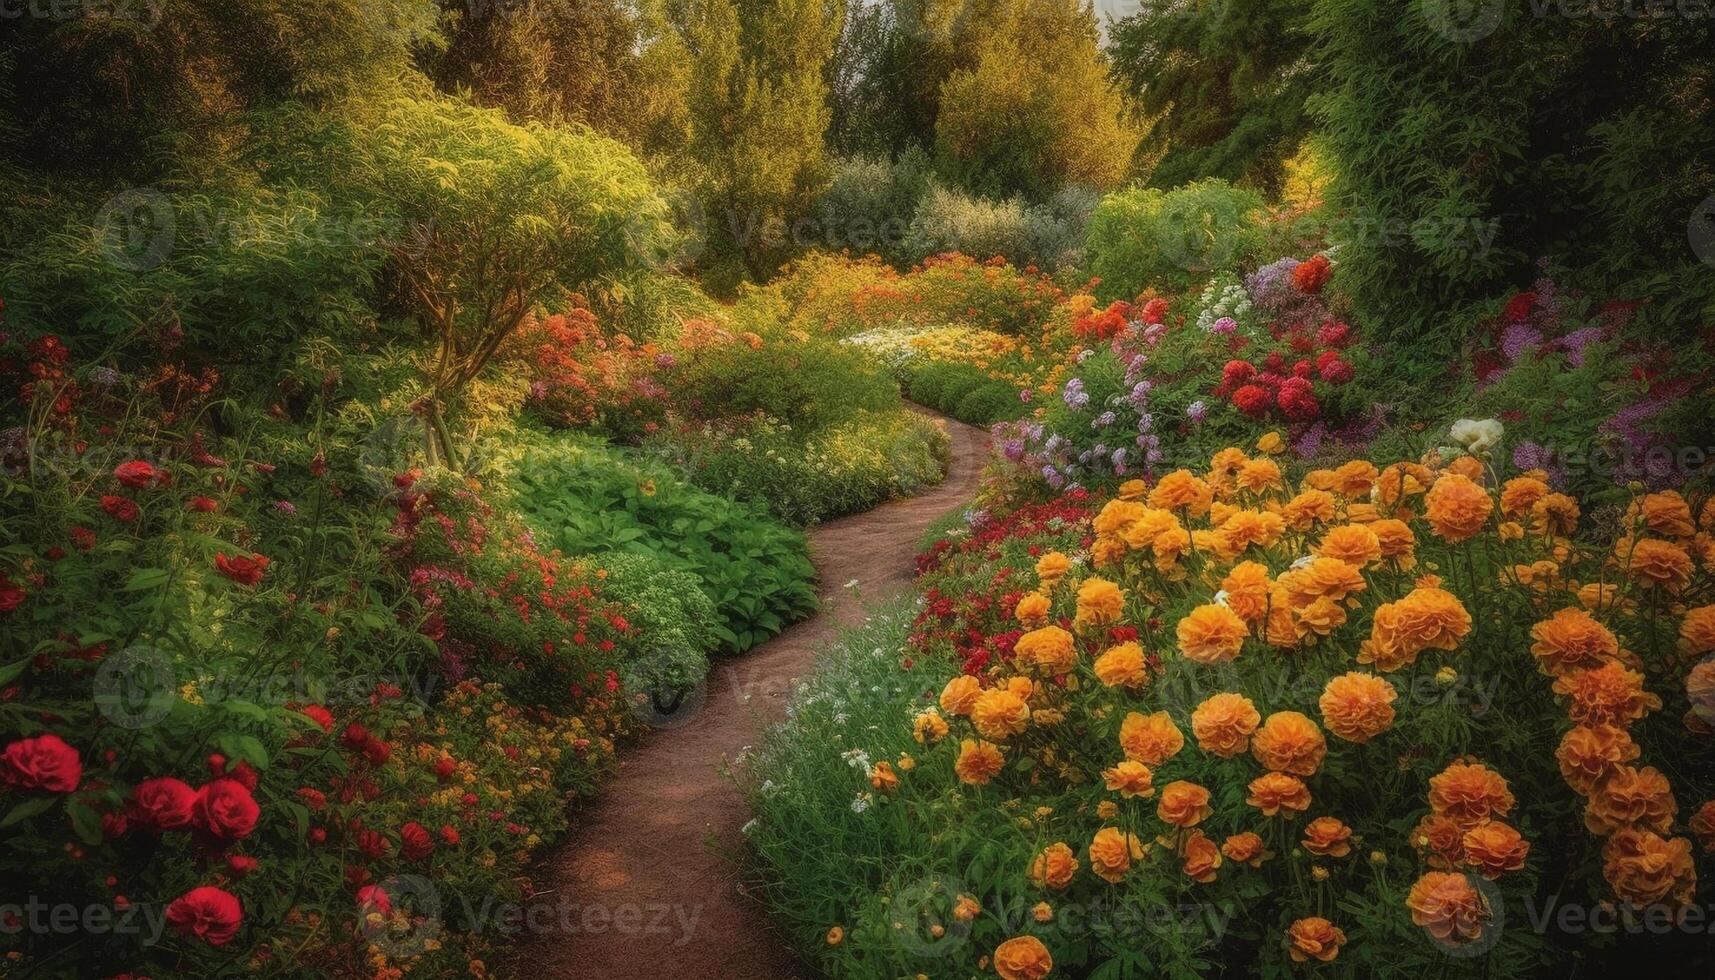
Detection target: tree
<box><xmin>358</xmin><ymin>97</ymin><xmax>673</xmax><ymax>465</ymax></box>
<box><xmin>1108</xmin><ymin>0</ymin><xmax>1316</xmax><ymax>193</ymax></box>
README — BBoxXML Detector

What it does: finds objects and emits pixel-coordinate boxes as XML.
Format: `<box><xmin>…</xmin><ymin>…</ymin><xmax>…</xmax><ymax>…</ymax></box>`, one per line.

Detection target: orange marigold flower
<box><xmin>1406</xmin><ymin>872</ymin><xmax>1490</xmax><ymax>943</ymax></box>
<box><xmin>939</xmin><ymin>675</ymin><xmax>983</xmax><ymax>716</ymax></box>
<box><xmin>1286</xmin><ymin>917</ymin><xmax>1346</xmax><ymax>963</ymax></box>
<box><xmin>1015</xmin><ymin>625</ymin><xmax>1076</xmax><ymax>676</ymax></box>
<box><xmin>1094</xmin><ymin>498</ymin><xmax>1148</xmax><ymax>536</ymax></box>
<box><xmin>1462</xmin><ymin>821</ymin><xmax>1530</xmax><ymax>878</ymax></box>
<box><xmin>1425</xmin><ymin>473</ymin><xmax>1493</xmax><ymax>542</ymax></box>
<box><xmin>1236</xmin><ymin>458</ymin><xmax>1282</xmax><ymax>493</ymax></box>
<box><xmin>1118</xmin><ymin>478</ymin><xmax>1149</xmax><ymax>501</ymax></box>
<box><xmin>993</xmin><ymin>936</ymin><xmax>1053</xmax><ymax>980</ymax></box>
<box><xmin>954</xmin><ymin>739</ymin><xmax>1004</xmax><ymax>785</ymax></box>
<box><xmin>971</xmin><ymin>689</ymin><xmax>1031</xmax><ymax>740</ymax></box>
<box><xmin>1374</xmin><ymin>462</ymin><xmax>1430</xmax><ymax>511</ymax></box>
<box><xmin>1035</xmin><ymin>551</ymin><xmax>1072</xmax><ymax>586</ymax></box>
<box><xmin>1679</xmin><ymin>605</ymin><xmax>1715</xmax><ymax>657</ymax></box>
<box><xmin>1584</xmin><ymin>765</ymin><xmax>1678</xmax><ymax>836</ymax></box>
<box><xmin>1633</xmin><ymin>491</ymin><xmax>1696</xmax><ymax>538</ymax></box>
<box><xmin>1221</xmin><ymin>832</ymin><xmax>1269</xmax><ymax>867</ymax></box>
<box><xmin>1088</xmin><ymin>827</ymin><xmax>1146</xmax><ymax>883</ymax></box>
<box><xmin>1120</xmin><ymin>508</ymin><xmax>1182</xmax><ymax>551</ymax></box>
<box><xmin>1093</xmin><ymin>641</ymin><xmax>1149</xmax><ymax>688</ymax></box>
<box><xmin>1119</xmin><ymin>711</ymin><xmax>1183</xmax><ymax>766</ymax></box>
<box><xmin>869</xmin><ymin>761</ymin><xmax>899</xmax><ymax>794</ymax></box>
<box><xmin>1250</xmin><ymin>711</ymin><xmax>1327</xmax><ymax>777</ymax></box>
<box><xmin>1315</xmin><ymin>523</ymin><xmax>1382</xmax><ymax>567</ymax></box>
<box><xmin>1333</xmin><ymin>459</ymin><xmax>1379</xmax><ymax>498</ymax></box>
<box><xmin>1217</xmin><ymin>509</ymin><xmax>1286</xmax><ymax>552</ymax></box>
<box><xmin>1529</xmin><ymin>607</ymin><xmax>1620</xmax><ymax>677</ymax></box>
<box><xmin>1074</xmin><ymin>577</ymin><xmax>1126</xmax><ymax>628</ymax></box>
<box><xmin>1619</xmin><ymin>537</ymin><xmax>1693</xmax><ymax>591</ymax></box>
<box><xmin>1220</xmin><ymin>561</ymin><xmax>1273</xmax><ymax>622</ymax></box>
<box><xmin>1176</xmin><ymin>603</ymin><xmax>1249</xmax><ymax>665</ymax></box>
<box><xmin>1247</xmin><ymin>772</ymin><xmax>1312</xmax><ymax>818</ymax></box>
<box><xmin>1318</xmin><ymin>672</ymin><xmax>1398</xmax><ymax>743</ymax></box>
<box><xmin>1181</xmin><ymin>829</ymin><xmax>1222</xmax><ymax>883</ymax></box>
<box><xmin>1412</xmin><ymin>813</ymin><xmax>1467</xmax><ymax>869</ymax></box>
<box><xmin>1555</xmin><ymin>724</ymin><xmax>1639</xmax><ymax>795</ymax></box>
<box><xmin>1191</xmin><ymin>692</ymin><xmax>1261</xmax><ymax>758</ymax></box>
<box><xmin>1531</xmin><ymin>492</ymin><xmax>1580</xmax><ymax>536</ymax></box>
<box><xmin>1689</xmin><ymin>801</ymin><xmax>1715</xmax><ymax>853</ymax></box>
<box><xmin>1302</xmin><ymin>816</ymin><xmax>1353</xmax><ymax>857</ymax></box>
<box><xmin>1280</xmin><ymin>489</ymin><xmax>1337</xmax><ymax>530</ymax></box>
<box><xmin>1499</xmin><ymin>476</ymin><xmax>1549</xmax><ymax>517</ymax></box>
<box><xmin>1369</xmin><ymin>518</ymin><xmax>1417</xmax><ymax>565</ymax></box>
<box><xmin>1148</xmin><ymin>470</ymin><xmax>1213</xmax><ymax>517</ymax></box>
<box><xmin>1602</xmin><ymin>828</ymin><xmax>1698</xmax><ymax>908</ymax></box>
<box><xmin>1448</xmin><ymin>455</ymin><xmax>1485</xmax><ymax>482</ymax></box>
<box><xmin>1553</xmin><ymin>661</ymin><xmax>1661</xmax><ymax>728</ymax></box>
<box><xmin>1687</xmin><ymin>661</ymin><xmax>1715</xmax><ymax>727</ymax></box>
<box><xmin>1014</xmin><ymin>591</ymin><xmax>1051</xmax><ymax>627</ymax></box>
<box><xmin>1157</xmin><ymin>780</ymin><xmax>1213</xmax><ymax>828</ymax></box>
<box><xmin>1102</xmin><ymin>760</ymin><xmax>1155</xmax><ymax>799</ymax></box>
<box><xmin>1358</xmin><ymin>586</ymin><xmax>1472</xmax><ymax>671</ymax></box>
<box><xmin>1029</xmin><ymin>842</ymin><xmax>1078</xmax><ymax>890</ymax></box>
<box><xmin>1428</xmin><ymin>761</ymin><xmax>1515</xmax><ymax>828</ymax></box>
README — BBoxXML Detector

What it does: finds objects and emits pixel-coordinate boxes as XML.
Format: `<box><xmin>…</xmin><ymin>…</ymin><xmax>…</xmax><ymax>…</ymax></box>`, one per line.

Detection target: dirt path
<box><xmin>510</xmin><ymin>409</ymin><xmax>990</xmax><ymax>979</ymax></box>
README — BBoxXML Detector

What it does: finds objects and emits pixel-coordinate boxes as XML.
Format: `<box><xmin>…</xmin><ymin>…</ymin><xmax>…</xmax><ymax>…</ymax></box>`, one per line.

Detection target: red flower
<box><xmin>1141</xmin><ymin>297</ymin><xmax>1170</xmax><ymax>324</ymax></box>
<box><xmin>356</xmin><ymin>884</ymin><xmax>391</xmax><ymax>916</ymax></box>
<box><xmin>296</xmin><ymin>787</ymin><xmax>327</xmax><ymax>810</ymax></box>
<box><xmin>1318</xmin><ymin>355</ymin><xmax>1354</xmax><ymax>385</ymax></box>
<box><xmin>1316</xmin><ymin>320</ymin><xmax>1350</xmax><ymax>348</ymax></box>
<box><xmin>128</xmin><ymin>777</ymin><xmax>199</xmax><ymax>830</ymax></box>
<box><xmin>70</xmin><ymin>527</ymin><xmax>96</xmax><ymax>550</ymax></box>
<box><xmin>1277</xmin><ymin>377</ymin><xmax>1321</xmax><ymax>421</ymax></box>
<box><xmin>100</xmin><ymin>495</ymin><xmax>139</xmax><ymax>522</ymax></box>
<box><xmin>1220</xmin><ymin>360</ymin><xmax>1255</xmax><ymax>390</ymax></box>
<box><xmin>187</xmin><ymin>496</ymin><xmax>218</xmax><ymax>513</ymax></box>
<box><xmin>113</xmin><ymin>461</ymin><xmax>163</xmax><ymax>489</ymax></box>
<box><xmin>1503</xmin><ymin>291</ymin><xmax>1537</xmax><ymax>323</ymax></box>
<box><xmin>227</xmin><ymin>854</ymin><xmax>259</xmax><ymax>876</ymax></box>
<box><xmin>165</xmin><ymin>886</ymin><xmax>242</xmax><ymax>946</ymax></box>
<box><xmin>355</xmin><ymin>829</ymin><xmax>390</xmax><ymax>860</ymax></box>
<box><xmin>193</xmin><ymin>778</ymin><xmax>259</xmax><ymax>841</ymax></box>
<box><xmin>1292</xmin><ymin>254</ymin><xmax>1332</xmax><ymax>294</ymax></box>
<box><xmin>400</xmin><ymin>821</ymin><xmax>434</xmax><ymax>861</ymax></box>
<box><xmin>1292</xmin><ymin>359</ymin><xmax>1313</xmax><ymax>378</ymax></box>
<box><xmin>439</xmin><ymin>825</ymin><xmax>461</xmax><ymax>846</ymax></box>
<box><xmin>433</xmin><ymin>757</ymin><xmax>457</xmax><ymax>782</ymax></box>
<box><xmin>1</xmin><ymin>734</ymin><xmax>81</xmax><ymax>793</ymax></box>
<box><xmin>0</xmin><ymin>572</ymin><xmax>24</xmax><ymax>613</ymax></box>
<box><xmin>213</xmin><ymin>553</ymin><xmax>268</xmax><ymax>586</ymax></box>
<box><xmin>363</xmin><ymin>740</ymin><xmax>391</xmax><ymax>765</ymax></box>
<box><xmin>1232</xmin><ymin>384</ymin><xmax>1272</xmax><ymax>418</ymax></box>
<box><xmin>299</xmin><ymin>705</ymin><xmax>334</xmax><ymax>732</ymax></box>
<box><xmin>341</xmin><ymin>723</ymin><xmax>370</xmax><ymax>750</ymax></box>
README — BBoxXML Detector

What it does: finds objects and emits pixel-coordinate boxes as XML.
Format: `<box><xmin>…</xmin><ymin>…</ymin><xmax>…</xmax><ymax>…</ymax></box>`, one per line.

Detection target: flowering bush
<box><xmin>745</xmin><ymin>445</ymin><xmax>1715</xmax><ymax>977</ymax></box>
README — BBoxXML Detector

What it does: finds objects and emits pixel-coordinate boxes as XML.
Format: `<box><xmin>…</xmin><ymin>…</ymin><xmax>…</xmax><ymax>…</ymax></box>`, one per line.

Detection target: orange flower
<box><xmin>1424</xmin><ymin>473</ymin><xmax>1493</xmax><ymax>542</ymax></box>
<box><xmin>1406</xmin><ymin>871</ymin><xmax>1490</xmax><ymax>943</ymax></box>
<box><xmin>1148</xmin><ymin>469</ymin><xmax>1213</xmax><ymax>516</ymax></box>
<box><xmin>1176</xmin><ymin>604</ymin><xmax>1249</xmax><ymax>665</ymax></box>
<box><xmin>1246</xmin><ymin>772</ymin><xmax>1312</xmax><ymax>818</ymax></box>
<box><xmin>1094</xmin><ymin>498</ymin><xmax>1148</xmax><ymax>535</ymax></box>
<box><xmin>1332</xmin><ymin>460</ymin><xmax>1379</xmax><ymax>498</ymax></box>
<box><xmin>1250</xmin><ymin>711</ymin><xmax>1327</xmax><ymax>777</ymax></box>
<box><xmin>1074</xmin><ymin>577</ymin><xmax>1126</xmax><ymax>628</ymax></box>
<box><xmin>1369</xmin><ymin>518</ymin><xmax>1417</xmax><ymax>566</ymax></box>
<box><xmin>1221</xmin><ymin>832</ymin><xmax>1269</xmax><ymax>867</ymax></box>
<box><xmin>1102</xmin><ymin>760</ymin><xmax>1155</xmax><ymax>799</ymax></box>
<box><xmin>993</xmin><ymin>935</ymin><xmax>1053</xmax><ymax>980</ymax></box>
<box><xmin>1555</xmin><ymin>725</ymin><xmax>1639</xmax><ymax>794</ymax></box>
<box><xmin>1219</xmin><ymin>561</ymin><xmax>1273</xmax><ymax>622</ymax></box>
<box><xmin>1412</xmin><ymin>813</ymin><xmax>1467</xmax><ymax>869</ymax></box>
<box><xmin>1236</xmin><ymin>457</ymin><xmax>1282</xmax><ymax>492</ymax></box>
<box><xmin>1634</xmin><ymin>491</ymin><xmax>1696</xmax><ymax>538</ymax></box>
<box><xmin>913</xmin><ymin>710</ymin><xmax>950</xmax><ymax>744</ymax></box>
<box><xmin>1035</xmin><ymin>551</ymin><xmax>1072</xmax><ymax>586</ymax></box>
<box><xmin>971</xmin><ymin>689</ymin><xmax>1031</xmax><ymax>740</ymax></box>
<box><xmin>1690</xmin><ymin>800</ymin><xmax>1715</xmax><ymax>853</ymax></box>
<box><xmin>1277</xmin><ymin>557</ymin><xmax>1366</xmax><ymax>607</ymax></box>
<box><xmin>1531</xmin><ymin>492</ymin><xmax>1580</xmax><ymax>536</ymax></box>
<box><xmin>1620</xmin><ymin>537</ymin><xmax>1693</xmax><ymax>591</ymax></box>
<box><xmin>1015</xmin><ymin>626</ymin><xmax>1076</xmax><ymax>676</ymax></box>
<box><xmin>1602</xmin><ymin>828</ymin><xmax>1698</xmax><ymax>907</ymax></box>
<box><xmin>1529</xmin><ymin>608</ymin><xmax>1620</xmax><ymax>677</ymax></box>
<box><xmin>1499</xmin><ymin>476</ymin><xmax>1549</xmax><ymax>517</ymax></box>
<box><xmin>1584</xmin><ymin>765</ymin><xmax>1678</xmax><ymax>836</ymax></box>
<box><xmin>1157</xmin><ymin>780</ymin><xmax>1213</xmax><ymax>828</ymax></box>
<box><xmin>939</xmin><ymin>675</ymin><xmax>983</xmax><ymax>716</ymax></box>
<box><xmin>1217</xmin><ymin>509</ymin><xmax>1286</xmax><ymax>552</ymax></box>
<box><xmin>1015</xmin><ymin>592</ymin><xmax>1051</xmax><ymax>626</ymax></box>
<box><xmin>1318</xmin><ymin>672</ymin><xmax>1398</xmax><ymax>743</ymax></box>
<box><xmin>1315</xmin><ymin>524</ymin><xmax>1382</xmax><ymax>567</ymax></box>
<box><xmin>1301</xmin><ymin>816</ymin><xmax>1352</xmax><ymax>857</ymax></box>
<box><xmin>1462</xmin><ymin>821</ymin><xmax>1530</xmax><ymax>878</ymax></box>
<box><xmin>1553</xmin><ymin>661</ymin><xmax>1661</xmax><ymax>728</ymax></box>
<box><xmin>1029</xmin><ymin>842</ymin><xmax>1078</xmax><ymax>890</ymax></box>
<box><xmin>1280</xmin><ymin>489</ymin><xmax>1337</xmax><ymax>530</ymax></box>
<box><xmin>1191</xmin><ymin>692</ymin><xmax>1261</xmax><ymax>758</ymax></box>
<box><xmin>1679</xmin><ymin>605</ymin><xmax>1715</xmax><ymax>657</ymax></box>
<box><xmin>1181</xmin><ymin>829</ymin><xmax>1222</xmax><ymax>883</ymax></box>
<box><xmin>1286</xmin><ymin>917</ymin><xmax>1346</xmax><ymax>963</ymax></box>
<box><xmin>1687</xmin><ymin>661</ymin><xmax>1715</xmax><ymax>727</ymax></box>
<box><xmin>954</xmin><ymin>739</ymin><xmax>1004</xmax><ymax>785</ymax></box>
<box><xmin>1093</xmin><ymin>642</ymin><xmax>1149</xmax><ymax>688</ymax></box>
<box><xmin>1119</xmin><ymin>711</ymin><xmax>1183</xmax><ymax>766</ymax></box>
<box><xmin>1088</xmin><ymin>827</ymin><xmax>1146</xmax><ymax>883</ymax></box>
<box><xmin>869</xmin><ymin>761</ymin><xmax>899</xmax><ymax>794</ymax></box>
<box><xmin>1428</xmin><ymin>761</ymin><xmax>1515</xmax><ymax>828</ymax></box>
<box><xmin>1359</xmin><ymin>587</ymin><xmax>1472</xmax><ymax>671</ymax></box>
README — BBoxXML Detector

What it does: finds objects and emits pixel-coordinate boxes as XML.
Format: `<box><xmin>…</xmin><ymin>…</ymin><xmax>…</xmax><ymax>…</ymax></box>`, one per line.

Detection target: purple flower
<box><xmin>1062</xmin><ymin>378</ymin><xmax>1090</xmax><ymax>409</ymax></box>
<box><xmin>1093</xmin><ymin>411</ymin><xmax>1116</xmax><ymax>428</ymax></box>
<box><xmin>1552</xmin><ymin>327</ymin><xmax>1605</xmax><ymax>366</ymax></box>
<box><xmin>1019</xmin><ymin>388</ymin><xmax>1033</xmax><ymax>404</ymax></box>
<box><xmin>1186</xmin><ymin>400</ymin><xmax>1207</xmax><ymax>422</ymax></box>
<box><xmin>1210</xmin><ymin>316</ymin><xmax>1237</xmax><ymax>335</ymax></box>
<box><xmin>1002</xmin><ymin>438</ymin><xmax>1025</xmax><ymax>461</ymax></box>
<box><xmin>1499</xmin><ymin>323</ymin><xmax>1542</xmax><ymax>362</ymax></box>
<box><xmin>273</xmin><ymin>500</ymin><xmax>298</xmax><ymax>516</ymax></box>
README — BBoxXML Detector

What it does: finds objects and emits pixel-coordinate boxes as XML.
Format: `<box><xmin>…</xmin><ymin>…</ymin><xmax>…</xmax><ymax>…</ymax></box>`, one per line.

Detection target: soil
<box><xmin>509</xmin><ymin>409</ymin><xmax>991</xmax><ymax>979</ymax></box>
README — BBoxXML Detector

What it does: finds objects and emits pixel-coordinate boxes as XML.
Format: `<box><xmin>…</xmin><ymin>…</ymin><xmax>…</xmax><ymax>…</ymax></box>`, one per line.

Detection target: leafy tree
<box><xmin>1108</xmin><ymin>0</ymin><xmax>1316</xmax><ymax>193</ymax></box>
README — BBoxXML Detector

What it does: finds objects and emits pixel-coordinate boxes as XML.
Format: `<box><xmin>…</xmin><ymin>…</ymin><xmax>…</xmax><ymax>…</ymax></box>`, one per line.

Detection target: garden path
<box><xmin>512</xmin><ymin>407</ymin><xmax>991</xmax><ymax>979</ymax></box>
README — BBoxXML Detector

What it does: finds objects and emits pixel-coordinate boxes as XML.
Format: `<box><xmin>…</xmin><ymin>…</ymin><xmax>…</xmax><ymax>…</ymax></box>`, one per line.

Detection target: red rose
<box><xmin>1292</xmin><ymin>254</ymin><xmax>1331</xmax><ymax>294</ymax></box>
<box><xmin>212</xmin><ymin>552</ymin><xmax>268</xmax><ymax>586</ymax></box>
<box><xmin>165</xmin><ymin>886</ymin><xmax>242</xmax><ymax>946</ymax></box>
<box><xmin>0</xmin><ymin>572</ymin><xmax>24</xmax><ymax>613</ymax></box>
<box><xmin>100</xmin><ymin>495</ymin><xmax>139</xmax><ymax>522</ymax></box>
<box><xmin>187</xmin><ymin>496</ymin><xmax>218</xmax><ymax>513</ymax></box>
<box><xmin>400</xmin><ymin>821</ymin><xmax>434</xmax><ymax>861</ymax></box>
<box><xmin>356</xmin><ymin>884</ymin><xmax>391</xmax><ymax>916</ymax></box>
<box><xmin>228</xmin><ymin>760</ymin><xmax>259</xmax><ymax>791</ymax></box>
<box><xmin>113</xmin><ymin>461</ymin><xmax>162</xmax><ymax>489</ymax></box>
<box><xmin>1</xmin><ymin>734</ymin><xmax>81</xmax><ymax>793</ymax></box>
<box><xmin>299</xmin><ymin>705</ymin><xmax>334</xmax><ymax>732</ymax></box>
<box><xmin>193</xmin><ymin>778</ymin><xmax>259</xmax><ymax>841</ymax></box>
<box><xmin>128</xmin><ymin>777</ymin><xmax>198</xmax><ymax>830</ymax></box>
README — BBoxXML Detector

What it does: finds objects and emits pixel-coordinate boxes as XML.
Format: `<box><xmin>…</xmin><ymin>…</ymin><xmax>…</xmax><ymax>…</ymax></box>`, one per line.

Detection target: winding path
<box><xmin>511</xmin><ymin>409</ymin><xmax>991</xmax><ymax>979</ymax></box>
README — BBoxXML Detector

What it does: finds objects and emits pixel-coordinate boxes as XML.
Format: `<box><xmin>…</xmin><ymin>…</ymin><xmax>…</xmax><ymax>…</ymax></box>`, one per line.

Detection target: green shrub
<box><xmin>814</xmin><ymin>150</ymin><xmax>936</xmax><ymax>266</ymax></box>
<box><xmin>667</xmin><ymin>326</ymin><xmax>900</xmax><ymax>434</ymax></box>
<box><xmin>1084</xmin><ymin>178</ymin><xmax>1267</xmax><ymax>300</ymax></box>
<box><xmin>903</xmin><ymin>183</ymin><xmax>1095</xmax><ymax>272</ymax></box>
<box><xmin>597</xmin><ymin>552</ymin><xmax>717</xmax><ymax>709</ymax></box>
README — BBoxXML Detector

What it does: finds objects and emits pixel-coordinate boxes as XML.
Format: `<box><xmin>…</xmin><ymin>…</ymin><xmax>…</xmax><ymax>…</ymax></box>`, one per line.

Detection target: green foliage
<box><xmin>814</xmin><ymin>149</ymin><xmax>937</xmax><ymax>266</ymax></box>
<box><xmin>903</xmin><ymin>361</ymin><xmax>1027</xmax><ymax>426</ymax></box>
<box><xmin>1084</xmin><ymin>178</ymin><xmax>1267</xmax><ymax>300</ymax></box>
<box><xmin>904</xmin><ymin>183</ymin><xmax>1096</xmax><ymax>272</ymax></box>
<box><xmin>597</xmin><ymin>552</ymin><xmax>719</xmax><ymax>701</ymax></box>
<box><xmin>668</xmin><ymin>328</ymin><xmax>901</xmax><ymax>434</ymax></box>
<box><xmin>501</xmin><ymin>432</ymin><xmax>819</xmax><ymax>653</ymax></box>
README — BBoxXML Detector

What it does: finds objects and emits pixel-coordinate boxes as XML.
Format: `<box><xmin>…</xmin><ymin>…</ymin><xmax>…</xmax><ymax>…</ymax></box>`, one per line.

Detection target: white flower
<box><xmin>850</xmin><ymin>793</ymin><xmax>872</xmax><ymax>814</ymax></box>
<box><xmin>1212</xmin><ymin>589</ymin><xmax>1231</xmax><ymax>607</ymax></box>
<box><xmin>844</xmin><ymin>578</ymin><xmax>860</xmax><ymax>590</ymax></box>
<box><xmin>1291</xmin><ymin>555</ymin><xmax>1316</xmax><ymax>570</ymax></box>
<box><xmin>1449</xmin><ymin>418</ymin><xmax>1504</xmax><ymax>456</ymax></box>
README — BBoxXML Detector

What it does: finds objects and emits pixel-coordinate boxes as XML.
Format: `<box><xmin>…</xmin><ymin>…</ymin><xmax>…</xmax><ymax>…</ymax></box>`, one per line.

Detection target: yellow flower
<box><xmin>971</xmin><ymin>689</ymin><xmax>1031</xmax><ymax>740</ymax></box>
<box><xmin>826</xmin><ymin>926</ymin><xmax>844</xmax><ymax>946</ymax></box>
<box><xmin>1093</xmin><ymin>641</ymin><xmax>1149</xmax><ymax>688</ymax></box>
<box><xmin>1074</xmin><ymin>577</ymin><xmax>1126</xmax><ymax>628</ymax></box>
<box><xmin>1256</xmin><ymin>431</ymin><xmax>1285</xmax><ymax>454</ymax></box>
<box><xmin>955</xmin><ymin>739</ymin><xmax>1005</xmax><ymax>785</ymax></box>
<box><xmin>913</xmin><ymin>710</ymin><xmax>949</xmax><ymax>744</ymax></box>
<box><xmin>1015</xmin><ymin>625</ymin><xmax>1076</xmax><ymax>675</ymax></box>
